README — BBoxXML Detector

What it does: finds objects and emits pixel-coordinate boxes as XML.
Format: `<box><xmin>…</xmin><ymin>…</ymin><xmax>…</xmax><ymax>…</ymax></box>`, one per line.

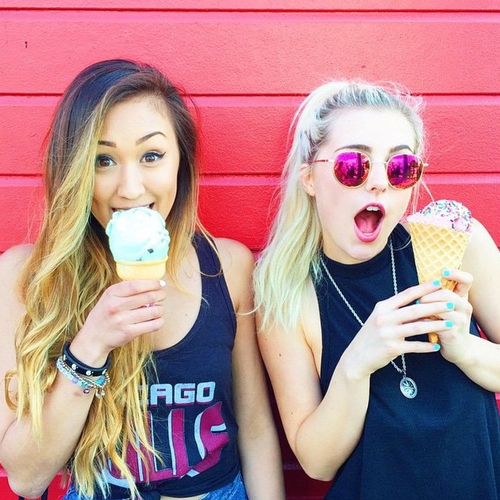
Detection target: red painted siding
<box><xmin>0</xmin><ymin>1</ymin><xmax>499</xmax><ymax>499</ymax></box>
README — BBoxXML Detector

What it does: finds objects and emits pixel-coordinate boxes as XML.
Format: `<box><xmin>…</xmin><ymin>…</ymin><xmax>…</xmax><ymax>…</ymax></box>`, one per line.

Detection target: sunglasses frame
<box><xmin>310</xmin><ymin>150</ymin><xmax>427</xmax><ymax>190</ymax></box>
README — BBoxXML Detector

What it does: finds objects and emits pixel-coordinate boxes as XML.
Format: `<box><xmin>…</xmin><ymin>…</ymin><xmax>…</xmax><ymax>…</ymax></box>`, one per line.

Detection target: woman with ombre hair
<box><xmin>0</xmin><ymin>59</ymin><xmax>284</xmax><ymax>500</ymax></box>
<box><xmin>254</xmin><ymin>80</ymin><xmax>500</xmax><ymax>499</ymax></box>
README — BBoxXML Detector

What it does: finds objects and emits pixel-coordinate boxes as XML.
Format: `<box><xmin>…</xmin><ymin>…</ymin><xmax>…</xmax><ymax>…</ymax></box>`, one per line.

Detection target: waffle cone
<box><xmin>408</xmin><ymin>222</ymin><xmax>470</xmax><ymax>343</ymax></box>
<box><xmin>116</xmin><ymin>257</ymin><xmax>167</xmax><ymax>281</ymax></box>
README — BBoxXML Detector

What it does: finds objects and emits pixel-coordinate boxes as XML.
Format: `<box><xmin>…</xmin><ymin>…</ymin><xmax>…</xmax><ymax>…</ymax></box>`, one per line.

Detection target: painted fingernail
<box><xmin>445</xmin><ymin>320</ymin><xmax>454</xmax><ymax>328</ymax></box>
<box><xmin>416</xmin><ymin>299</ymin><xmax>420</xmax><ymax>304</ymax></box>
<box><xmin>434</xmin><ymin>343</ymin><xmax>441</xmax><ymax>351</ymax></box>
<box><xmin>442</xmin><ymin>269</ymin><xmax>451</xmax><ymax>278</ymax></box>
<box><xmin>446</xmin><ymin>302</ymin><xmax>455</xmax><ymax>310</ymax></box>
<box><xmin>159</xmin><ymin>280</ymin><xmax>166</xmax><ymax>287</ymax></box>
<box><xmin>432</xmin><ymin>279</ymin><xmax>441</xmax><ymax>287</ymax></box>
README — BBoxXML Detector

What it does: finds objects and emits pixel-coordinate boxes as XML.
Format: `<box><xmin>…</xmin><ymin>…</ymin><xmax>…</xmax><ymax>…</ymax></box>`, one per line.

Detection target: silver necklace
<box><xmin>320</xmin><ymin>241</ymin><xmax>418</xmax><ymax>399</ymax></box>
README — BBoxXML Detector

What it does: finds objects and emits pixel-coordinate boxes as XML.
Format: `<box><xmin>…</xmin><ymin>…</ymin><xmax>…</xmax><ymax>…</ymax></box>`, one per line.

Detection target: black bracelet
<box><xmin>62</xmin><ymin>342</ymin><xmax>111</xmax><ymax>377</ymax></box>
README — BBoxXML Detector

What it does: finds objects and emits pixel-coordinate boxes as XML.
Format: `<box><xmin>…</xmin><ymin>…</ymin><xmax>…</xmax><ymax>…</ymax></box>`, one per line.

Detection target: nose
<box><xmin>116</xmin><ymin>164</ymin><xmax>146</xmax><ymax>199</ymax></box>
<box><xmin>364</xmin><ymin>160</ymin><xmax>389</xmax><ymax>193</ymax></box>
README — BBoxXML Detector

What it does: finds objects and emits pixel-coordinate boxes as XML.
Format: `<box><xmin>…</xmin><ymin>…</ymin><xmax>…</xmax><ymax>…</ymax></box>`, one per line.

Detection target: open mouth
<box><xmin>354</xmin><ymin>205</ymin><xmax>384</xmax><ymax>236</ymax></box>
<box><xmin>112</xmin><ymin>203</ymin><xmax>154</xmax><ymax>213</ymax></box>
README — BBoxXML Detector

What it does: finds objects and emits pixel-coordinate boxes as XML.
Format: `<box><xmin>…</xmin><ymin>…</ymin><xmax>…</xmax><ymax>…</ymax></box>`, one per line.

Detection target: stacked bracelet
<box><xmin>56</xmin><ymin>356</ymin><xmax>110</xmax><ymax>398</ymax></box>
<box><xmin>62</xmin><ymin>342</ymin><xmax>111</xmax><ymax>377</ymax></box>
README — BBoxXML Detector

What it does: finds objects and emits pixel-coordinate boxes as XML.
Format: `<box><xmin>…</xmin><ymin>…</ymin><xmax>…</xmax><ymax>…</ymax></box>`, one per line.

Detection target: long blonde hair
<box><xmin>254</xmin><ymin>80</ymin><xmax>426</xmax><ymax>333</ymax></box>
<box><xmin>5</xmin><ymin>59</ymin><xmax>202</xmax><ymax>497</ymax></box>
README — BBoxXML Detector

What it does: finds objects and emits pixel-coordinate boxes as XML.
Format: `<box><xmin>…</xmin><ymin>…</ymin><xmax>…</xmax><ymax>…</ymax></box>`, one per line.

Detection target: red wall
<box><xmin>1</xmin><ymin>1</ymin><xmax>499</xmax><ymax>499</ymax></box>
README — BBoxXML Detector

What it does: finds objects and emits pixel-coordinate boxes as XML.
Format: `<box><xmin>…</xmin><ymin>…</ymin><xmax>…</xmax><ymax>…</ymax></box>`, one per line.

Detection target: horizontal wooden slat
<box><xmin>1</xmin><ymin>176</ymin><xmax>499</xmax><ymax>253</ymax></box>
<box><xmin>0</xmin><ymin>183</ymin><xmax>44</xmax><ymax>253</ymax></box>
<box><xmin>0</xmin><ymin>1</ymin><xmax>499</xmax><ymax>11</ymax></box>
<box><xmin>0</xmin><ymin>0</ymin><xmax>497</xmax><ymax>11</ymax></box>
<box><xmin>199</xmin><ymin>175</ymin><xmax>500</xmax><ymax>251</ymax></box>
<box><xmin>2</xmin><ymin>96</ymin><xmax>500</xmax><ymax>176</ymax></box>
<box><xmin>0</xmin><ymin>97</ymin><xmax>53</xmax><ymax>176</ymax></box>
<box><xmin>189</xmin><ymin>96</ymin><xmax>500</xmax><ymax>176</ymax></box>
<box><xmin>418</xmin><ymin>173</ymin><xmax>500</xmax><ymax>236</ymax></box>
<box><xmin>0</xmin><ymin>96</ymin><xmax>296</xmax><ymax>176</ymax></box>
<box><xmin>1</xmin><ymin>12</ymin><xmax>500</xmax><ymax>95</ymax></box>
<box><xmin>422</xmin><ymin>96</ymin><xmax>500</xmax><ymax>175</ymax></box>
<box><xmin>195</xmin><ymin>178</ymin><xmax>277</xmax><ymax>252</ymax></box>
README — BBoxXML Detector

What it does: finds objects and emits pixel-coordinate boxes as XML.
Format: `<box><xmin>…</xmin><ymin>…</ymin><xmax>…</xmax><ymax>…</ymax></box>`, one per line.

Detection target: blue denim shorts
<box><xmin>200</xmin><ymin>472</ymin><xmax>248</xmax><ymax>500</ymax></box>
<box><xmin>62</xmin><ymin>472</ymin><xmax>247</xmax><ymax>500</ymax></box>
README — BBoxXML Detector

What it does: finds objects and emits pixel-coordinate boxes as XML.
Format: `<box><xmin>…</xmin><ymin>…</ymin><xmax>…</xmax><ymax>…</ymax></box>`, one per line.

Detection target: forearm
<box><xmin>454</xmin><ymin>335</ymin><xmax>500</xmax><ymax>393</ymax></box>
<box><xmin>293</xmin><ymin>356</ymin><xmax>370</xmax><ymax>481</ymax></box>
<box><xmin>238</xmin><ymin>417</ymin><xmax>285</xmax><ymax>500</ymax></box>
<box><xmin>0</xmin><ymin>373</ymin><xmax>95</xmax><ymax>497</ymax></box>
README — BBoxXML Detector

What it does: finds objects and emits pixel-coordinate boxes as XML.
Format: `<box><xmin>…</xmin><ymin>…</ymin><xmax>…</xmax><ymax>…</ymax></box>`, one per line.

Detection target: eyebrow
<box><xmin>334</xmin><ymin>144</ymin><xmax>414</xmax><ymax>154</ymax></box>
<box><xmin>98</xmin><ymin>131</ymin><xmax>167</xmax><ymax>148</ymax></box>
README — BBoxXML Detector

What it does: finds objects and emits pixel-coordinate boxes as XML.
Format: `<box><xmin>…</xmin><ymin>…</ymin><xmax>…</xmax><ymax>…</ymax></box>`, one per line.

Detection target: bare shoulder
<box><xmin>0</xmin><ymin>244</ymin><xmax>33</xmax><ymax>287</ymax></box>
<box><xmin>0</xmin><ymin>246</ymin><xmax>32</xmax><ymax>397</ymax></box>
<box><xmin>0</xmin><ymin>244</ymin><xmax>32</xmax><ymax>322</ymax></box>
<box><xmin>0</xmin><ymin>243</ymin><xmax>33</xmax><ymax>263</ymax></box>
<box><xmin>463</xmin><ymin>218</ymin><xmax>498</xmax><ymax>270</ymax></box>
<box><xmin>462</xmin><ymin>218</ymin><xmax>500</xmax><ymax>341</ymax></box>
<box><xmin>213</xmin><ymin>237</ymin><xmax>254</xmax><ymax>274</ymax></box>
<box><xmin>0</xmin><ymin>245</ymin><xmax>32</xmax><ymax>338</ymax></box>
<box><xmin>213</xmin><ymin>237</ymin><xmax>254</xmax><ymax>312</ymax></box>
<box><xmin>468</xmin><ymin>218</ymin><xmax>494</xmax><ymax>246</ymax></box>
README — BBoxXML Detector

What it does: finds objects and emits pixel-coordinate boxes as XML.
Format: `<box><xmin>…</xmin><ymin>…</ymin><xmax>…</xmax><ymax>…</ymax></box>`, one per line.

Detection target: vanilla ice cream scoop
<box><xmin>106</xmin><ymin>207</ymin><xmax>170</xmax><ymax>280</ymax></box>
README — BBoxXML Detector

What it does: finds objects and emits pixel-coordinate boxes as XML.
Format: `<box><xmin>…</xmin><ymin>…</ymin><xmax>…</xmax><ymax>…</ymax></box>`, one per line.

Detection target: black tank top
<box><xmin>315</xmin><ymin>224</ymin><xmax>500</xmax><ymax>500</ymax></box>
<box><xmin>100</xmin><ymin>234</ymin><xmax>240</xmax><ymax>498</ymax></box>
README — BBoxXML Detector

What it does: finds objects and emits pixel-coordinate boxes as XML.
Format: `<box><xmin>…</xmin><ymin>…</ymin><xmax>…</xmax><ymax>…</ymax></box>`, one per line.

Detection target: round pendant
<box><xmin>400</xmin><ymin>376</ymin><xmax>418</xmax><ymax>399</ymax></box>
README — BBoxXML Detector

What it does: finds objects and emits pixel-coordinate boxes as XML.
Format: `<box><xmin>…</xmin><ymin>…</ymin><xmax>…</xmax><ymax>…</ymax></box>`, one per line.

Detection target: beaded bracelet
<box><xmin>62</xmin><ymin>342</ymin><xmax>111</xmax><ymax>377</ymax></box>
<box><xmin>56</xmin><ymin>356</ymin><xmax>110</xmax><ymax>398</ymax></box>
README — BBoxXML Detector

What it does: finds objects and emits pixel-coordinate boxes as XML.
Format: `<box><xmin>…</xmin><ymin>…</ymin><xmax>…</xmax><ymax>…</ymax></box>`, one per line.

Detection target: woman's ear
<box><xmin>300</xmin><ymin>163</ymin><xmax>316</xmax><ymax>196</ymax></box>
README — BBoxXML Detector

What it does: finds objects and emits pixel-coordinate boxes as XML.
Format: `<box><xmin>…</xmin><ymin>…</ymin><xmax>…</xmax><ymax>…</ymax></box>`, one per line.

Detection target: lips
<box><xmin>112</xmin><ymin>203</ymin><xmax>154</xmax><ymax>212</ymax></box>
<box><xmin>354</xmin><ymin>204</ymin><xmax>385</xmax><ymax>242</ymax></box>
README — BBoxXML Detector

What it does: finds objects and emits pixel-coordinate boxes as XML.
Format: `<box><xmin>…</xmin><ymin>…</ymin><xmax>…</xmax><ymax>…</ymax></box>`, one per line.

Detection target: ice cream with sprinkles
<box><xmin>406</xmin><ymin>200</ymin><xmax>472</xmax><ymax>342</ymax></box>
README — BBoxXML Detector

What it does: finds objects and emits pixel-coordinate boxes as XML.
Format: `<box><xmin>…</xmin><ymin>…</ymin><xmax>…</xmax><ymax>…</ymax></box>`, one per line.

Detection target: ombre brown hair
<box><xmin>6</xmin><ymin>59</ymin><xmax>202</xmax><ymax>497</ymax></box>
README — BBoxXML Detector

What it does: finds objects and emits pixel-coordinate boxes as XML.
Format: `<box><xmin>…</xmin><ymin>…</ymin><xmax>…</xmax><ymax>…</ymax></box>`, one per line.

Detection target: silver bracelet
<box><xmin>56</xmin><ymin>356</ymin><xmax>110</xmax><ymax>398</ymax></box>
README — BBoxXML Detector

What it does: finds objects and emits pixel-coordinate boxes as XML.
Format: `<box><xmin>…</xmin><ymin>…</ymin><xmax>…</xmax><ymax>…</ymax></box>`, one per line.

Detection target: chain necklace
<box><xmin>320</xmin><ymin>241</ymin><xmax>418</xmax><ymax>399</ymax></box>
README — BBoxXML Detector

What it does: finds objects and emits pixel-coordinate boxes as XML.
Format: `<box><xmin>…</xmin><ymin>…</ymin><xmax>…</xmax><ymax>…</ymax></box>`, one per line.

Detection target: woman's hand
<box><xmin>345</xmin><ymin>280</ymin><xmax>454</xmax><ymax>379</ymax></box>
<box><xmin>417</xmin><ymin>268</ymin><xmax>474</xmax><ymax>365</ymax></box>
<box><xmin>70</xmin><ymin>279</ymin><xmax>166</xmax><ymax>366</ymax></box>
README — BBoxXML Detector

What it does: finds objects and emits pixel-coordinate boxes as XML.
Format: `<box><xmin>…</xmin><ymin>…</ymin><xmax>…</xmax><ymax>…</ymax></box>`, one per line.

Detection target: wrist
<box><xmin>443</xmin><ymin>335</ymin><xmax>477</xmax><ymax>368</ymax></box>
<box><xmin>67</xmin><ymin>335</ymin><xmax>111</xmax><ymax>369</ymax></box>
<box><xmin>62</xmin><ymin>342</ymin><xmax>111</xmax><ymax>377</ymax></box>
<box><xmin>337</xmin><ymin>349</ymin><xmax>372</xmax><ymax>384</ymax></box>
<box><xmin>56</xmin><ymin>356</ymin><xmax>110</xmax><ymax>398</ymax></box>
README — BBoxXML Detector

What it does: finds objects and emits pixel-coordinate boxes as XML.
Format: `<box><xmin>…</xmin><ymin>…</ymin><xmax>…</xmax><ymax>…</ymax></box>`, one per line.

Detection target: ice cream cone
<box><xmin>106</xmin><ymin>207</ymin><xmax>170</xmax><ymax>281</ymax></box>
<box><xmin>116</xmin><ymin>257</ymin><xmax>167</xmax><ymax>281</ymax></box>
<box><xmin>408</xmin><ymin>222</ymin><xmax>470</xmax><ymax>343</ymax></box>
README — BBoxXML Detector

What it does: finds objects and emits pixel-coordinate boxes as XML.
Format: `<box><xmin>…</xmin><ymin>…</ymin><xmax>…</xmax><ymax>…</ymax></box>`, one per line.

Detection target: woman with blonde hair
<box><xmin>254</xmin><ymin>80</ymin><xmax>500</xmax><ymax>499</ymax></box>
<box><xmin>0</xmin><ymin>59</ymin><xmax>284</xmax><ymax>500</ymax></box>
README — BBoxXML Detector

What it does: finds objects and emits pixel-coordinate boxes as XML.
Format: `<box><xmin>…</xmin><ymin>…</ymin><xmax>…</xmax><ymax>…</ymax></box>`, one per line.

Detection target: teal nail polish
<box><xmin>432</xmin><ymin>279</ymin><xmax>441</xmax><ymax>287</ymax></box>
<box><xmin>446</xmin><ymin>302</ymin><xmax>455</xmax><ymax>310</ymax></box>
<box><xmin>442</xmin><ymin>269</ymin><xmax>451</xmax><ymax>278</ymax></box>
<box><xmin>416</xmin><ymin>299</ymin><xmax>420</xmax><ymax>304</ymax></box>
<box><xmin>434</xmin><ymin>343</ymin><xmax>441</xmax><ymax>351</ymax></box>
<box><xmin>445</xmin><ymin>320</ymin><xmax>454</xmax><ymax>328</ymax></box>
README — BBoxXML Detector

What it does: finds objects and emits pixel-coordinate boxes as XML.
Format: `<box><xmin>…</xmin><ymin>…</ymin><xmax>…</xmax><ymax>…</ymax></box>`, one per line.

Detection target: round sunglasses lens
<box><xmin>387</xmin><ymin>154</ymin><xmax>421</xmax><ymax>189</ymax></box>
<box><xmin>334</xmin><ymin>152</ymin><xmax>370</xmax><ymax>187</ymax></box>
